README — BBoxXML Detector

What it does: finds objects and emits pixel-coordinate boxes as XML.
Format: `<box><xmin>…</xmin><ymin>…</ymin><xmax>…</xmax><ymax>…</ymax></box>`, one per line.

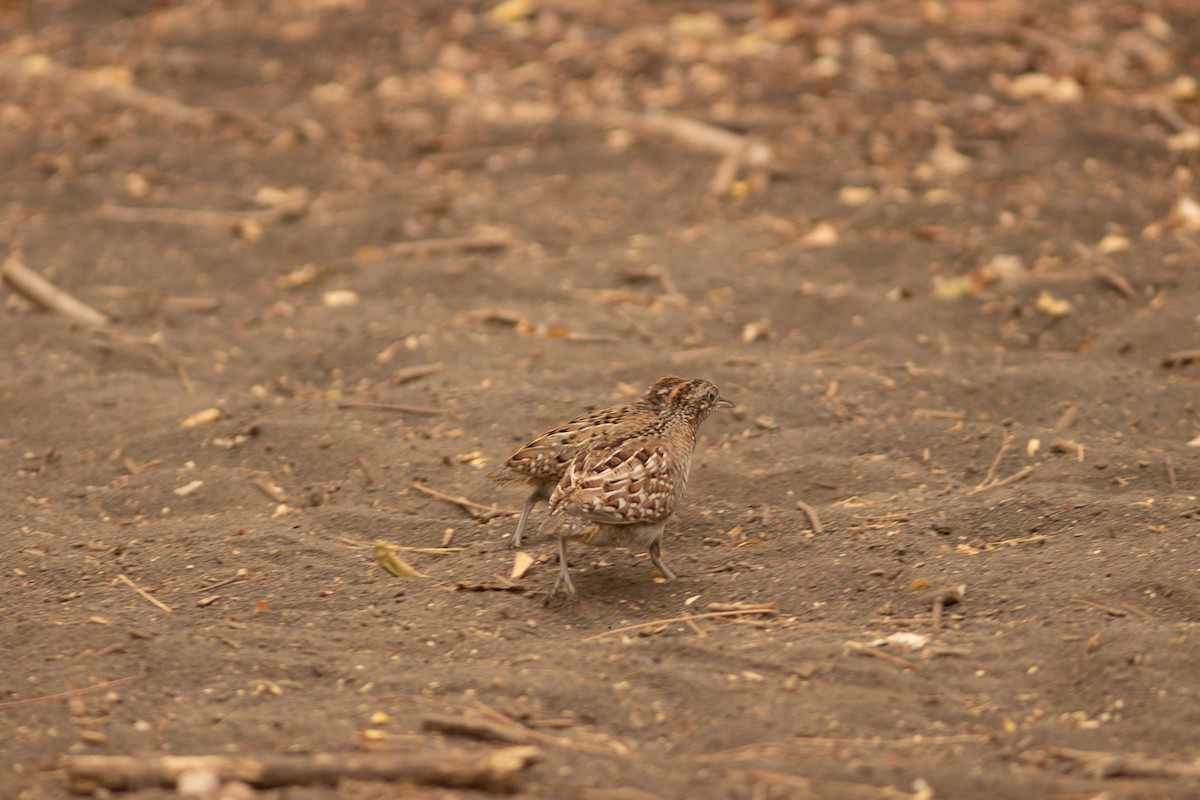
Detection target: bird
<box><xmin>538</xmin><ymin>377</ymin><xmax>733</xmax><ymax>597</ymax></box>
<box><xmin>489</xmin><ymin>376</ymin><xmax>687</xmax><ymax>548</ymax></box>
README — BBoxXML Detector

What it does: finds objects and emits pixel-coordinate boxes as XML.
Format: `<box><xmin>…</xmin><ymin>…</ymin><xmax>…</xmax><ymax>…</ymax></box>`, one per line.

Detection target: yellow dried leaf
<box><xmin>1096</xmin><ymin>234</ymin><xmax>1131</xmax><ymax>254</ymax></box>
<box><xmin>1034</xmin><ymin>290</ymin><xmax>1072</xmax><ymax>317</ymax></box>
<box><xmin>374</xmin><ymin>540</ymin><xmax>427</xmax><ymax>578</ymax></box>
<box><xmin>276</xmin><ymin>264</ymin><xmax>321</xmax><ymax>289</ymax></box>
<box><xmin>323</xmin><ymin>289</ymin><xmax>359</xmax><ymax>307</ymax></box>
<box><xmin>932</xmin><ymin>275</ymin><xmax>975</xmax><ymax>300</ymax></box>
<box><xmin>909</xmin><ymin>578</ymin><xmax>931</xmax><ymax>591</ymax></box>
<box><xmin>181</xmin><ymin>407</ymin><xmax>222</xmax><ymax>428</ymax></box>
<box><xmin>488</xmin><ymin>0</ymin><xmax>535</xmax><ymax>25</ymax></box>
<box><xmin>799</xmin><ymin>221</ymin><xmax>839</xmax><ymax>248</ymax></box>
<box><xmin>511</xmin><ymin>551</ymin><xmax>534</xmax><ymax>580</ymax></box>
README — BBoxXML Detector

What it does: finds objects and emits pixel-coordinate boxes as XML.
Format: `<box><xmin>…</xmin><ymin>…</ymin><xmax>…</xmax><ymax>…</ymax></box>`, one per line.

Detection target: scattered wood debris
<box><xmin>61</xmin><ymin>747</ymin><xmax>540</xmax><ymax>793</ymax></box>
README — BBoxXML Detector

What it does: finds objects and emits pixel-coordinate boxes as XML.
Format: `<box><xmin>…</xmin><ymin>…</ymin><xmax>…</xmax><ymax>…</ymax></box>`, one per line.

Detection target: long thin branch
<box><xmin>62</xmin><ymin>748</ymin><xmax>540</xmax><ymax>793</ymax></box>
<box><xmin>2</xmin><ymin>255</ymin><xmax>109</xmax><ymax>326</ymax></box>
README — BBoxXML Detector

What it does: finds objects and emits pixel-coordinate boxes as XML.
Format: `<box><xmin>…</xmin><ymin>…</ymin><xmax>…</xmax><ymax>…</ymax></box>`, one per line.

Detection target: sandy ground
<box><xmin>2</xmin><ymin>1</ymin><xmax>1200</xmax><ymax>798</ymax></box>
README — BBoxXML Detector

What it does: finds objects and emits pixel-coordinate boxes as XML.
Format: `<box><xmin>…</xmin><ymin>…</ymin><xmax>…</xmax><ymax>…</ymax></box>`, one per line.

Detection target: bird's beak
<box><xmin>717</xmin><ymin>397</ymin><xmax>735</xmax><ymax>409</ymax></box>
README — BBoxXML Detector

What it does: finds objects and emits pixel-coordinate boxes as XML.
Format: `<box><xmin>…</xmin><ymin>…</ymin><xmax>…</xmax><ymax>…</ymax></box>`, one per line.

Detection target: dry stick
<box><xmin>1</xmin><ymin>255</ymin><xmax>110</xmax><ymax>326</ymax></box>
<box><xmin>61</xmin><ymin>748</ymin><xmax>540</xmax><ymax>794</ymax></box>
<box><xmin>337</xmin><ymin>400</ymin><xmax>443</xmax><ymax>415</ymax></box>
<box><xmin>250</xmin><ymin>477</ymin><xmax>286</xmax><ymax>503</ymax></box>
<box><xmin>97</xmin><ymin>203</ymin><xmax>307</xmax><ymax>227</ymax></box>
<box><xmin>357</xmin><ymin>456</ymin><xmax>377</xmax><ymax>487</ymax></box>
<box><xmin>385</xmin><ymin>233</ymin><xmax>512</xmax><ymax>257</ymax></box>
<box><xmin>609</xmin><ymin>306</ymin><xmax>657</xmax><ymax>343</ymax></box>
<box><xmin>411</xmin><ymin>482</ymin><xmax>516</xmax><ymax>522</ymax></box>
<box><xmin>422</xmin><ymin>713</ymin><xmax>529</xmax><ymax>744</ymax></box>
<box><xmin>1150</xmin><ymin>95</ymin><xmax>1200</xmax><ymax>135</ymax></box>
<box><xmin>117</xmin><ymin>573</ymin><xmax>172</xmax><ymax>613</ymax></box>
<box><xmin>1096</xmin><ymin>267</ymin><xmax>1136</xmax><ymax>300</ymax></box>
<box><xmin>336</xmin><ymin>536</ymin><xmax>464</xmax><ymax>554</ymax></box>
<box><xmin>844</xmin><ymin>641</ymin><xmax>918</xmax><ymax>670</ymax></box>
<box><xmin>1165</xmin><ymin>454</ymin><xmax>1178</xmax><ymax>489</ymax></box>
<box><xmin>0</xmin><ymin>673</ymin><xmax>140</xmax><ymax>710</ymax></box>
<box><xmin>393</xmin><ymin>363</ymin><xmax>444</xmax><ymax>384</ymax></box>
<box><xmin>988</xmin><ymin>465</ymin><xmax>1034</xmax><ymax>490</ymax></box>
<box><xmin>1</xmin><ymin>55</ymin><xmax>215</xmax><ymax>127</ymax></box>
<box><xmin>911</xmin><ymin>408</ymin><xmax>966</xmax><ymax>420</ymax></box>
<box><xmin>599</xmin><ymin>110</ymin><xmax>774</xmax><ymax>170</ymax></box>
<box><xmin>1071</xmin><ymin>597</ymin><xmax>1153</xmax><ymax>621</ymax></box>
<box><xmin>972</xmin><ymin>434</ymin><xmax>1012</xmax><ymax>492</ymax></box>
<box><xmin>795</xmin><ymin>500</ymin><xmax>824</xmax><ymax>534</ymax></box>
<box><xmin>1051</xmin><ymin>747</ymin><xmax>1200</xmax><ymax>780</ymax></box>
<box><xmin>471</xmin><ymin>701</ymin><xmax>632</xmax><ymax>759</ymax></box>
<box><xmin>584</xmin><ymin>608</ymin><xmax>779</xmax><ymax>641</ymax></box>
<box><xmin>746</xmin><ymin>770</ymin><xmax>916</xmax><ymax>800</ymax></box>
<box><xmin>1161</xmin><ymin>349</ymin><xmax>1200</xmax><ymax>368</ymax></box>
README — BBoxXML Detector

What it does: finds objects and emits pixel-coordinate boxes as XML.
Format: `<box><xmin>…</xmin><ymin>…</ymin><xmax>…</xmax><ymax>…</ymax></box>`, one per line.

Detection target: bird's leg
<box><xmin>511</xmin><ymin>491</ymin><xmax>539</xmax><ymax>548</ymax></box>
<box><xmin>648</xmin><ymin>539</ymin><xmax>676</xmax><ymax>581</ymax></box>
<box><xmin>550</xmin><ymin>536</ymin><xmax>577</xmax><ymax>598</ymax></box>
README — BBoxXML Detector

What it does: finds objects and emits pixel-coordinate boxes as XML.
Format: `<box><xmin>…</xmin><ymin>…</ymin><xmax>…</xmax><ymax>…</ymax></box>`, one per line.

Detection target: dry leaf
<box><xmin>277</xmin><ymin>264</ymin><xmax>321</xmax><ymax>289</ymax></box>
<box><xmin>1035</xmin><ymin>290</ymin><xmax>1072</xmax><ymax>317</ymax></box>
<box><xmin>799</xmin><ymin>221</ymin><xmax>838</xmax><ymax>248</ymax></box>
<box><xmin>181</xmin><ymin>407</ymin><xmax>222</xmax><ymax>427</ymax></box>
<box><xmin>375</xmin><ymin>540</ymin><xmax>427</xmax><ymax>578</ymax></box>
<box><xmin>488</xmin><ymin>0</ymin><xmax>535</xmax><ymax>25</ymax></box>
<box><xmin>323</xmin><ymin>289</ymin><xmax>359</xmax><ymax>307</ymax></box>
<box><xmin>1096</xmin><ymin>234</ymin><xmax>1131</xmax><ymax>254</ymax></box>
<box><xmin>511</xmin><ymin>550</ymin><xmax>534</xmax><ymax>580</ymax></box>
<box><xmin>173</xmin><ymin>480</ymin><xmax>204</xmax><ymax>496</ymax></box>
<box><xmin>741</xmin><ymin>319</ymin><xmax>770</xmax><ymax>342</ymax></box>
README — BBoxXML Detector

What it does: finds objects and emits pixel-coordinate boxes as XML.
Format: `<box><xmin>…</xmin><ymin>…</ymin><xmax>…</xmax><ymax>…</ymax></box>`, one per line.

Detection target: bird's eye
<box><xmin>706</xmin><ymin>388</ymin><xmax>717</xmax><ymax>402</ymax></box>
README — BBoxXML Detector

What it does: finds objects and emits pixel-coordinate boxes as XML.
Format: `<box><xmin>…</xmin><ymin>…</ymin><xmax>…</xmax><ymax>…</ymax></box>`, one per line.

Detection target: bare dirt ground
<box><xmin>3</xmin><ymin>1</ymin><xmax>1200</xmax><ymax>798</ymax></box>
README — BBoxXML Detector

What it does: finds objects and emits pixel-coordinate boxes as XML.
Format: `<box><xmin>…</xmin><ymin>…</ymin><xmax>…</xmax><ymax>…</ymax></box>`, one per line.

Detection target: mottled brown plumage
<box><xmin>489</xmin><ymin>376</ymin><xmax>685</xmax><ymax>547</ymax></box>
<box><xmin>539</xmin><ymin>378</ymin><xmax>734</xmax><ymax>597</ymax></box>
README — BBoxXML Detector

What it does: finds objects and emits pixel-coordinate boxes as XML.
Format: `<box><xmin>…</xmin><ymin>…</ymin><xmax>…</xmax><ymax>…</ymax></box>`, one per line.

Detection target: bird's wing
<box><xmin>499</xmin><ymin>403</ymin><xmax>651</xmax><ymax>480</ymax></box>
<box><xmin>550</xmin><ymin>441</ymin><xmax>678</xmax><ymax>524</ymax></box>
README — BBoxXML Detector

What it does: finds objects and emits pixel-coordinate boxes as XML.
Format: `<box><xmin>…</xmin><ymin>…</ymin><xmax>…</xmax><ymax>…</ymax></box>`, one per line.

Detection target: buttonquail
<box><xmin>489</xmin><ymin>376</ymin><xmax>686</xmax><ymax>547</ymax></box>
<box><xmin>538</xmin><ymin>378</ymin><xmax>733</xmax><ymax>597</ymax></box>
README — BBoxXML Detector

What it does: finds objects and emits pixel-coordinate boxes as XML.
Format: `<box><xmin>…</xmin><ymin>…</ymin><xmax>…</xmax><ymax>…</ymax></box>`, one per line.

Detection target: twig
<box><xmin>1150</xmin><ymin>96</ymin><xmax>1199</xmax><ymax>135</ymax></box>
<box><xmin>1050</xmin><ymin>747</ymin><xmax>1200</xmax><ymax>779</ymax></box>
<box><xmin>795</xmin><ymin>500</ymin><xmax>824</xmax><ymax>534</ymax></box>
<box><xmin>2</xmin><ymin>254</ymin><xmax>110</xmax><ymax>326</ymax></box>
<box><xmin>393</xmin><ymin>363</ymin><xmax>444</xmax><ymax>384</ymax></box>
<box><xmin>61</xmin><ymin>748</ymin><xmax>540</xmax><ymax>793</ymax></box>
<box><xmin>410</xmin><ymin>482</ymin><xmax>515</xmax><ymax>522</ymax></box>
<box><xmin>337</xmin><ymin>536</ymin><xmax>464</xmax><ymax>554</ymax></box>
<box><xmin>337</xmin><ymin>400</ymin><xmax>443</xmax><ymax>415</ymax></box>
<box><xmin>1162</xmin><ymin>349</ymin><xmax>1200</xmax><ymax>368</ymax></box>
<box><xmin>1070</xmin><ymin>598</ymin><xmax>1153</xmax><ymax>621</ymax></box>
<box><xmin>584</xmin><ymin>607</ymin><xmax>779</xmax><ymax>641</ymax></box>
<box><xmin>600</xmin><ymin>110</ymin><xmax>774</xmax><ymax>170</ymax></box>
<box><xmin>117</xmin><ymin>573</ymin><xmax>172</xmax><ymax>613</ymax></box>
<box><xmin>98</xmin><ymin>203</ymin><xmax>306</xmax><ymax>226</ymax></box>
<box><xmin>471</xmin><ymin>701</ymin><xmax>632</xmax><ymax>759</ymax></box>
<box><xmin>198</xmin><ymin>569</ymin><xmax>248</xmax><ymax>592</ymax></box>
<box><xmin>2</xmin><ymin>54</ymin><xmax>215</xmax><ymax>127</ymax></box>
<box><xmin>844</xmin><ymin>641</ymin><xmax>918</xmax><ymax>670</ymax></box>
<box><xmin>357</xmin><ymin>456</ymin><xmax>377</xmax><ymax>487</ymax></box>
<box><xmin>250</xmin><ymin>477</ymin><xmax>287</xmax><ymax>503</ymax></box>
<box><xmin>988</xmin><ymin>465</ymin><xmax>1034</xmax><ymax>490</ymax></box>
<box><xmin>1096</xmin><ymin>267</ymin><xmax>1136</xmax><ymax>299</ymax></box>
<box><xmin>972</xmin><ymin>434</ymin><xmax>1012</xmax><ymax>492</ymax></box>
<box><xmin>1165</xmin><ymin>454</ymin><xmax>1178</xmax><ymax>489</ymax></box>
<box><xmin>385</xmin><ymin>233</ymin><xmax>512</xmax><ymax>257</ymax></box>
<box><xmin>609</xmin><ymin>306</ymin><xmax>657</xmax><ymax>343</ymax></box>
<box><xmin>0</xmin><ymin>673</ymin><xmax>140</xmax><ymax>710</ymax></box>
<box><xmin>422</xmin><ymin>713</ymin><xmax>529</xmax><ymax>744</ymax></box>
<box><xmin>912</xmin><ymin>408</ymin><xmax>966</xmax><ymax>420</ymax></box>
